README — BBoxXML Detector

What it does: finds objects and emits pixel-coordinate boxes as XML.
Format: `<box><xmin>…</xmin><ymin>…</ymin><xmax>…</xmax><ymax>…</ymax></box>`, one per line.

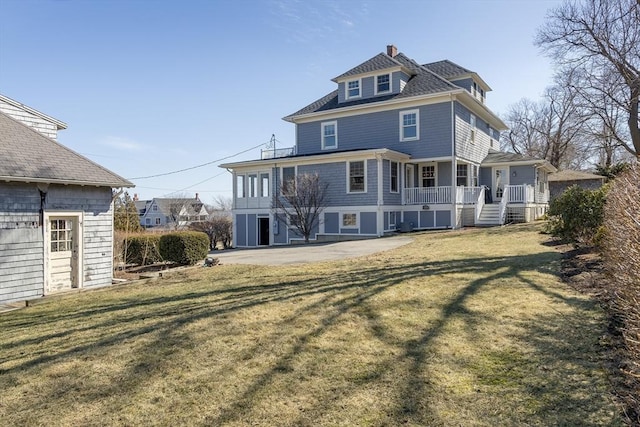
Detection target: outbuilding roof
<box><xmin>0</xmin><ymin>111</ymin><xmax>133</xmax><ymax>188</ymax></box>
<box><xmin>548</xmin><ymin>170</ymin><xmax>606</xmax><ymax>182</ymax></box>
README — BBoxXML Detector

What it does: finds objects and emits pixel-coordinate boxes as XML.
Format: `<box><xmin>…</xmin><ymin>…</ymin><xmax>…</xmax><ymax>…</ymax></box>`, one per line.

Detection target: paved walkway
<box><xmin>210</xmin><ymin>235</ymin><xmax>413</xmax><ymax>266</ymax></box>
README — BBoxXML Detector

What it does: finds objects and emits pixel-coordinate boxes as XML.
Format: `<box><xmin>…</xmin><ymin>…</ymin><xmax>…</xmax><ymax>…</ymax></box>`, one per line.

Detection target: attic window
<box><xmin>376</xmin><ymin>74</ymin><xmax>390</xmax><ymax>94</ymax></box>
<box><xmin>347</xmin><ymin>80</ymin><xmax>360</xmax><ymax>99</ymax></box>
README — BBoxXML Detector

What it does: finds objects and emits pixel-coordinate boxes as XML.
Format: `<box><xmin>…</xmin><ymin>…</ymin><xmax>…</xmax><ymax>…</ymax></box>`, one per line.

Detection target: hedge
<box><xmin>125</xmin><ymin>234</ymin><xmax>163</xmax><ymax>265</ymax></box>
<box><xmin>159</xmin><ymin>231</ymin><xmax>210</xmax><ymax>265</ymax></box>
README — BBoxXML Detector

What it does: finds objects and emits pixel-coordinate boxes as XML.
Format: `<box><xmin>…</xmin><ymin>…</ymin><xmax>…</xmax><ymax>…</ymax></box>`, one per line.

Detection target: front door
<box><xmin>48</xmin><ymin>217</ymin><xmax>79</xmax><ymax>292</ymax></box>
<box><xmin>258</xmin><ymin>217</ymin><xmax>269</xmax><ymax>246</ymax></box>
<box><xmin>492</xmin><ymin>167</ymin><xmax>509</xmax><ymax>201</ymax></box>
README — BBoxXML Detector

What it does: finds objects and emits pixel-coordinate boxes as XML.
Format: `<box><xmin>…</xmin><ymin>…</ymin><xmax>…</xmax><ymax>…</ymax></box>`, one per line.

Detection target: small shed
<box><xmin>548</xmin><ymin>170</ymin><xmax>606</xmax><ymax>200</ymax></box>
<box><xmin>0</xmin><ymin>102</ymin><xmax>133</xmax><ymax>304</ymax></box>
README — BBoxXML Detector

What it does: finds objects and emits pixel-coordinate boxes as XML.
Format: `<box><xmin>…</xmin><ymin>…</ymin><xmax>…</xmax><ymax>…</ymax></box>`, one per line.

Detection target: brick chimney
<box><xmin>195</xmin><ymin>193</ymin><xmax>199</xmax><ymax>200</ymax></box>
<box><xmin>387</xmin><ymin>44</ymin><xmax>397</xmax><ymax>57</ymax></box>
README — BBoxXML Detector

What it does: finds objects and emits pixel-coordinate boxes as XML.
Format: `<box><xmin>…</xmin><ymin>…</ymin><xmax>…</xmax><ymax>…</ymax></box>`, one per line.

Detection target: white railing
<box><xmin>261</xmin><ymin>146</ymin><xmax>296</xmax><ymax>160</ymax></box>
<box><xmin>475</xmin><ymin>186</ymin><xmax>485</xmax><ymax>221</ymax></box>
<box><xmin>458</xmin><ymin>186</ymin><xmax>483</xmax><ymax>204</ymax></box>
<box><xmin>404</xmin><ymin>186</ymin><xmax>452</xmax><ymax>204</ymax></box>
<box><xmin>499</xmin><ymin>185</ymin><xmax>511</xmax><ymax>224</ymax></box>
<box><xmin>505</xmin><ymin>185</ymin><xmax>549</xmax><ymax>204</ymax></box>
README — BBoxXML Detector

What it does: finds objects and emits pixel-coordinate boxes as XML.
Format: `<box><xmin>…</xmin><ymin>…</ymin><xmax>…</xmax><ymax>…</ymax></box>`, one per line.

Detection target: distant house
<box><xmin>220</xmin><ymin>45</ymin><xmax>556</xmax><ymax>247</ymax></box>
<box><xmin>0</xmin><ymin>94</ymin><xmax>133</xmax><ymax>304</ymax></box>
<box><xmin>136</xmin><ymin>195</ymin><xmax>208</xmax><ymax>229</ymax></box>
<box><xmin>548</xmin><ymin>170</ymin><xmax>606</xmax><ymax>199</ymax></box>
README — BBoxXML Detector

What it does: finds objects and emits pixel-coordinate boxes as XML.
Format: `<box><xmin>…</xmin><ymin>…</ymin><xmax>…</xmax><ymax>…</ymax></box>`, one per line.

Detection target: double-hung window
<box><xmin>400</xmin><ymin>109</ymin><xmax>419</xmax><ymax>141</ymax></box>
<box><xmin>422</xmin><ymin>165</ymin><xmax>435</xmax><ymax>187</ymax></box>
<box><xmin>237</xmin><ymin>175</ymin><xmax>246</xmax><ymax>198</ymax></box>
<box><xmin>348</xmin><ymin>160</ymin><xmax>365</xmax><ymax>193</ymax></box>
<box><xmin>390</xmin><ymin>161</ymin><xmax>399</xmax><ymax>193</ymax></box>
<box><xmin>249</xmin><ymin>174</ymin><xmax>258</xmax><ymax>198</ymax></box>
<box><xmin>470</xmin><ymin>114</ymin><xmax>476</xmax><ymax>143</ymax></box>
<box><xmin>456</xmin><ymin>164</ymin><xmax>468</xmax><ymax>186</ymax></box>
<box><xmin>376</xmin><ymin>74</ymin><xmax>390</xmax><ymax>94</ymax></box>
<box><xmin>347</xmin><ymin>80</ymin><xmax>360</xmax><ymax>99</ymax></box>
<box><xmin>321</xmin><ymin>121</ymin><xmax>337</xmax><ymax>150</ymax></box>
<box><xmin>261</xmin><ymin>173</ymin><xmax>270</xmax><ymax>197</ymax></box>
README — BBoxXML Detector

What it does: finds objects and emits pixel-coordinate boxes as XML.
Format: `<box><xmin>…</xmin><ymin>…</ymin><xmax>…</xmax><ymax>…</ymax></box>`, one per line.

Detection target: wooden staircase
<box><xmin>476</xmin><ymin>204</ymin><xmax>501</xmax><ymax>226</ymax></box>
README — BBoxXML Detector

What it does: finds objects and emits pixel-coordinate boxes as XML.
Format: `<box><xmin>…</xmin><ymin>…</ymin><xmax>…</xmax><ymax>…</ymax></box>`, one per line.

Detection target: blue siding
<box><xmin>298</xmin><ymin>161</ymin><xmax>378</xmax><ymax>207</ymax></box>
<box><xmin>340</xmin><ymin>227</ymin><xmax>359</xmax><ymax>234</ymax></box>
<box><xmin>452</xmin><ymin>77</ymin><xmax>473</xmax><ymax>92</ymax></box>
<box><xmin>436</xmin><ymin>211</ymin><xmax>451</xmax><ymax>227</ymax></box>
<box><xmin>479</xmin><ymin>167</ymin><xmax>492</xmax><ymax>187</ymax></box>
<box><xmin>236</xmin><ymin>214</ymin><xmax>247</xmax><ymax>246</ymax></box>
<box><xmin>247</xmin><ymin>214</ymin><xmax>257</xmax><ymax>247</ymax></box>
<box><xmin>403</xmin><ymin>211</ymin><xmax>418</xmax><ymax>229</ymax></box>
<box><xmin>274</xmin><ymin>218</ymin><xmax>287</xmax><ymax>244</ymax></box>
<box><xmin>510</xmin><ymin>165</ymin><xmax>535</xmax><ymax>186</ymax></box>
<box><xmin>383</xmin><ymin>159</ymin><xmax>402</xmax><ymax>205</ymax></box>
<box><xmin>438</xmin><ymin>162</ymin><xmax>452</xmax><ymax>186</ymax></box>
<box><xmin>420</xmin><ymin>210</ymin><xmax>434</xmax><ymax>228</ymax></box>
<box><xmin>296</xmin><ymin>102</ymin><xmax>452</xmax><ymax>158</ymax></box>
<box><xmin>324</xmin><ymin>212</ymin><xmax>339</xmax><ymax>233</ymax></box>
<box><xmin>360</xmin><ymin>212</ymin><xmax>377</xmax><ymax>234</ymax></box>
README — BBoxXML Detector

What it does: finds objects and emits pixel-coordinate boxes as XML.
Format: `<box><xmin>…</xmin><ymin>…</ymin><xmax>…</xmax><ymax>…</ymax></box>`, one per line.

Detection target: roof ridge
<box><xmin>0</xmin><ymin>93</ymin><xmax>68</xmax><ymax>129</ymax></box>
<box><xmin>394</xmin><ymin>53</ymin><xmax>461</xmax><ymax>90</ymax></box>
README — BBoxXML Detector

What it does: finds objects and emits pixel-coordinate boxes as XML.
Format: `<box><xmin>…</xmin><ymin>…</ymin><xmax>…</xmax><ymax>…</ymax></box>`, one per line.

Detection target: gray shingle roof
<box><xmin>284</xmin><ymin>52</ymin><xmax>462</xmax><ymax>120</ymax></box>
<box><xmin>0</xmin><ymin>111</ymin><xmax>133</xmax><ymax>187</ymax></box>
<box><xmin>548</xmin><ymin>170</ymin><xmax>605</xmax><ymax>182</ymax></box>
<box><xmin>153</xmin><ymin>198</ymin><xmax>204</xmax><ymax>216</ymax></box>
<box><xmin>482</xmin><ymin>151</ymin><xmax>540</xmax><ymax>164</ymax></box>
<box><xmin>333</xmin><ymin>53</ymin><xmax>407</xmax><ymax>81</ymax></box>
<box><xmin>422</xmin><ymin>60</ymin><xmax>473</xmax><ymax>78</ymax></box>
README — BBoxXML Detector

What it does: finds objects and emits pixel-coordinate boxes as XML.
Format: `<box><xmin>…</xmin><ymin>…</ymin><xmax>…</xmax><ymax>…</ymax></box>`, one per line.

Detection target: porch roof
<box><xmin>481</xmin><ymin>150</ymin><xmax>556</xmax><ymax>173</ymax></box>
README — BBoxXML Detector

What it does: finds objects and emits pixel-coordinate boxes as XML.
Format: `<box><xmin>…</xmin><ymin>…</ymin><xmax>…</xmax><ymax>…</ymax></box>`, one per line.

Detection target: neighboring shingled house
<box><xmin>548</xmin><ymin>170</ymin><xmax>606</xmax><ymax>199</ymax></box>
<box><xmin>221</xmin><ymin>45</ymin><xmax>555</xmax><ymax>247</ymax></box>
<box><xmin>0</xmin><ymin>96</ymin><xmax>132</xmax><ymax>304</ymax></box>
<box><xmin>136</xmin><ymin>195</ymin><xmax>208</xmax><ymax>229</ymax></box>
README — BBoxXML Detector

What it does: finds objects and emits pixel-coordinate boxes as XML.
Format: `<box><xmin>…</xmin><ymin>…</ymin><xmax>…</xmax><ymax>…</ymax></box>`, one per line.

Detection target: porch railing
<box><xmin>261</xmin><ymin>146</ymin><xmax>296</xmax><ymax>160</ymax></box>
<box><xmin>405</xmin><ymin>186</ymin><xmax>452</xmax><ymax>204</ymax></box>
<box><xmin>404</xmin><ymin>185</ymin><xmax>549</xmax><ymax>206</ymax></box>
<box><xmin>499</xmin><ymin>186</ymin><xmax>510</xmax><ymax>225</ymax></box>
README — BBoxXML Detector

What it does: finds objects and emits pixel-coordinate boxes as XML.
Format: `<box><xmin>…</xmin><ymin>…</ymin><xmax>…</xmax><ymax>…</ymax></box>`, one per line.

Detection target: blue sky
<box><xmin>0</xmin><ymin>0</ymin><xmax>563</xmax><ymax>203</ymax></box>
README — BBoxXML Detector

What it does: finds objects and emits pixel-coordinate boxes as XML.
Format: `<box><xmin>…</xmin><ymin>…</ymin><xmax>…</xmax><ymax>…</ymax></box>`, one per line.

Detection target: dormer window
<box><xmin>347</xmin><ymin>80</ymin><xmax>360</xmax><ymax>99</ymax></box>
<box><xmin>376</xmin><ymin>74</ymin><xmax>390</xmax><ymax>94</ymax></box>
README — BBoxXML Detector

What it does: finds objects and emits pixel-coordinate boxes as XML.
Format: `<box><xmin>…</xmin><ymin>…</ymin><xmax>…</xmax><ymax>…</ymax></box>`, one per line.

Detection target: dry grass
<box><xmin>0</xmin><ymin>224</ymin><xmax>622</xmax><ymax>426</ymax></box>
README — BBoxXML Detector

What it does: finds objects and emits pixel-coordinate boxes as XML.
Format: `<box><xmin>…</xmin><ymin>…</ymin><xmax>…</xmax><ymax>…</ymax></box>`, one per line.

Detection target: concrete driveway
<box><xmin>210</xmin><ymin>235</ymin><xmax>413</xmax><ymax>266</ymax></box>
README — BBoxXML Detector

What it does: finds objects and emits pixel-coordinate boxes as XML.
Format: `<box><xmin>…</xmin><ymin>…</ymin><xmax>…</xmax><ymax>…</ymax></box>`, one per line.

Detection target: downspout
<box><xmin>450</xmin><ymin>93</ymin><xmax>457</xmax><ymax>229</ymax></box>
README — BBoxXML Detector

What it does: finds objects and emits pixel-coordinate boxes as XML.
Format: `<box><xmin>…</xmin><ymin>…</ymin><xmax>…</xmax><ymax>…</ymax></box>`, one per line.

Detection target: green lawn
<box><xmin>0</xmin><ymin>224</ymin><xmax>622</xmax><ymax>426</ymax></box>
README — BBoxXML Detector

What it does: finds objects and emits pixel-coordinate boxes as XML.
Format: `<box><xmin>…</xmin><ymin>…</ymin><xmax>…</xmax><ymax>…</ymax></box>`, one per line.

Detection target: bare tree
<box><xmin>536</xmin><ymin>0</ymin><xmax>640</xmax><ymax>156</ymax></box>
<box><xmin>501</xmin><ymin>72</ymin><xmax>587</xmax><ymax>169</ymax></box>
<box><xmin>273</xmin><ymin>173</ymin><xmax>328</xmax><ymax>243</ymax></box>
<box><xmin>190</xmin><ymin>196</ymin><xmax>233</xmax><ymax>250</ymax></box>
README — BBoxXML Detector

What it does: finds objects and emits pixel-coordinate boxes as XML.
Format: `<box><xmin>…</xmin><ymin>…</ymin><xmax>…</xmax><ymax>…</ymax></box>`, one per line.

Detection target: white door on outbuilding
<box><xmin>45</xmin><ymin>214</ymin><xmax>82</xmax><ymax>293</ymax></box>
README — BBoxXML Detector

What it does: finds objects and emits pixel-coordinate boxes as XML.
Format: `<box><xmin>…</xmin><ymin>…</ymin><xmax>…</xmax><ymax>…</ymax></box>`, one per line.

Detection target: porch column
<box><xmin>376</xmin><ymin>154</ymin><xmax>384</xmax><ymax>237</ymax></box>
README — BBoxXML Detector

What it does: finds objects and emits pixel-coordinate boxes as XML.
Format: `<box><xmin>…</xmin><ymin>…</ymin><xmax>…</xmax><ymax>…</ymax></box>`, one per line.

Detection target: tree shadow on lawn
<box><xmin>0</xmin><ymin>250</ymin><xmax>618</xmax><ymax>425</ymax></box>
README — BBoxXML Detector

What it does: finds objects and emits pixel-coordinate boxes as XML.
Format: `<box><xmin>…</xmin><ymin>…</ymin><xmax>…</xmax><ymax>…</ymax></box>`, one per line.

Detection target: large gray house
<box><xmin>0</xmin><ymin>94</ymin><xmax>132</xmax><ymax>304</ymax></box>
<box><xmin>220</xmin><ymin>46</ymin><xmax>555</xmax><ymax>247</ymax></box>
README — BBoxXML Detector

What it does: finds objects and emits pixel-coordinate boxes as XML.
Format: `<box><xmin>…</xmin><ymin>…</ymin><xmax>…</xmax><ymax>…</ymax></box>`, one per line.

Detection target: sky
<box><xmin>0</xmin><ymin>0</ymin><xmax>564</xmax><ymax>204</ymax></box>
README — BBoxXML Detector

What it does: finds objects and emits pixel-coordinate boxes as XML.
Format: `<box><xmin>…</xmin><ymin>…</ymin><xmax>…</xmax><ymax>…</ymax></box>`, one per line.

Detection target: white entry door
<box><xmin>48</xmin><ymin>217</ymin><xmax>79</xmax><ymax>292</ymax></box>
<box><xmin>492</xmin><ymin>167</ymin><xmax>509</xmax><ymax>201</ymax></box>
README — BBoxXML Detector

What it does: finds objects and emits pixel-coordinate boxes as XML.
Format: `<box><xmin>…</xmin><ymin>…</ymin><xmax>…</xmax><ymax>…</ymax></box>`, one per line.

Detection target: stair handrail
<box><xmin>499</xmin><ymin>185</ymin><xmax>510</xmax><ymax>225</ymax></box>
<box><xmin>475</xmin><ymin>186</ymin><xmax>485</xmax><ymax>221</ymax></box>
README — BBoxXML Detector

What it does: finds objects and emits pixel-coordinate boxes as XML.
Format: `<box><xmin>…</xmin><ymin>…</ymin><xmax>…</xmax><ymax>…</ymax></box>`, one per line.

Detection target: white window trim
<box><xmin>236</xmin><ymin>174</ymin><xmax>246</xmax><ymax>199</ymax></box>
<box><xmin>260</xmin><ymin>173</ymin><xmax>270</xmax><ymax>198</ymax></box>
<box><xmin>346</xmin><ymin>79</ymin><xmax>361</xmax><ymax>100</ymax></box>
<box><xmin>248</xmin><ymin>174</ymin><xmax>258</xmax><ymax>198</ymax></box>
<box><xmin>321</xmin><ymin>121</ymin><xmax>338</xmax><ymax>150</ymax></box>
<box><xmin>389</xmin><ymin>211</ymin><xmax>396</xmax><ymax>228</ymax></box>
<box><xmin>470</xmin><ymin>114</ymin><xmax>476</xmax><ymax>144</ymax></box>
<box><xmin>456</xmin><ymin>163</ymin><xmax>469</xmax><ymax>187</ymax></box>
<box><xmin>341</xmin><ymin>212</ymin><xmax>359</xmax><ymax>229</ymax></box>
<box><xmin>346</xmin><ymin>160</ymin><xmax>367</xmax><ymax>194</ymax></box>
<box><xmin>400</xmin><ymin>109</ymin><xmax>420</xmax><ymax>142</ymax></box>
<box><xmin>375</xmin><ymin>73</ymin><xmax>391</xmax><ymax>95</ymax></box>
<box><xmin>421</xmin><ymin>163</ymin><xmax>437</xmax><ymax>187</ymax></box>
<box><xmin>390</xmin><ymin>161</ymin><xmax>399</xmax><ymax>193</ymax></box>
